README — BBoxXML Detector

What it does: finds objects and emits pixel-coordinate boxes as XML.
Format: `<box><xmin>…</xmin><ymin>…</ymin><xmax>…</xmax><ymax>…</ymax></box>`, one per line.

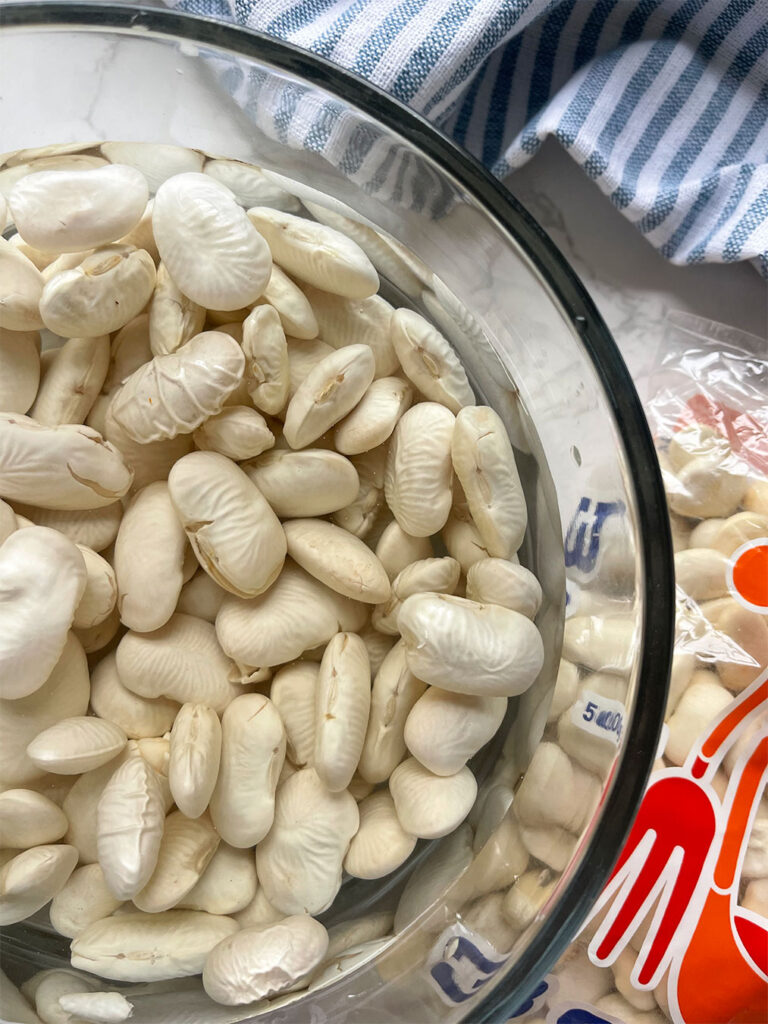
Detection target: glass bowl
<box><xmin>0</xmin><ymin>4</ymin><xmax>675</xmax><ymax>1021</ymax></box>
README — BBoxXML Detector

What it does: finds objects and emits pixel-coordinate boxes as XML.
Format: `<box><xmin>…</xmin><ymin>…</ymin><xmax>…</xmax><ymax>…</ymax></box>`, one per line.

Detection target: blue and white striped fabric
<box><xmin>169</xmin><ymin>0</ymin><xmax>768</xmax><ymax>275</ymax></box>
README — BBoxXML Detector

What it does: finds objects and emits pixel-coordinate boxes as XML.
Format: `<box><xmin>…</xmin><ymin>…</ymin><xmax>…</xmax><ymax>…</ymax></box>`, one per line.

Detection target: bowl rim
<box><xmin>0</xmin><ymin>4</ymin><xmax>675</xmax><ymax>1019</ymax></box>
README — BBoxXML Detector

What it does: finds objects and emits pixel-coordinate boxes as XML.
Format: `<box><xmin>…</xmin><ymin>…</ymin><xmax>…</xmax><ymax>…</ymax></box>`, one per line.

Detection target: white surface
<box><xmin>505</xmin><ymin>139</ymin><xmax>767</xmax><ymax>389</ymax></box>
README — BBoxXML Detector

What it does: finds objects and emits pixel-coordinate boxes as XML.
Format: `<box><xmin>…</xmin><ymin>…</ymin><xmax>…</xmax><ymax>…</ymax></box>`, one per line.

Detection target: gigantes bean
<box><xmin>270</xmin><ymin>663</ymin><xmax>318</xmax><ymax>770</ymax></box>
<box><xmin>134</xmin><ymin>810</ymin><xmax>220</xmax><ymax>913</ymax></box>
<box><xmin>391</xmin><ymin>308</ymin><xmax>474</xmax><ymax>413</ymax></box>
<box><xmin>0</xmin><ymin>844</ymin><xmax>78</xmax><ymax>925</ymax></box>
<box><xmin>0</xmin><ymin>237</ymin><xmax>45</xmax><ymax>331</ymax></box>
<box><xmin>27</xmin><ymin>717</ymin><xmax>126</xmax><ymax>775</ymax></box>
<box><xmin>384</xmin><ymin>402</ymin><xmax>455</xmax><ymax>537</ymax></box>
<box><xmin>29</xmin><ymin>335</ymin><xmax>110</xmax><ymax>427</ymax></box>
<box><xmin>70</xmin><ymin>911</ymin><xmax>238</xmax><ymax>982</ymax></box>
<box><xmin>243</xmin><ymin>448</ymin><xmax>359</xmax><ymax>518</ymax></box>
<box><xmin>283</xmin><ymin>344</ymin><xmax>375</xmax><ymax>449</ymax></box>
<box><xmin>283</xmin><ymin>518</ymin><xmax>390</xmax><ymax>604</ymax></box>
<box><xmin>389</xmin><ymin>758</ymin><xmax>477</xmax><ymax>840</ymax></box>
<box><xmin>241</xmin><ymin>303</ymin><xmax>290</xmax><ymax>415</ymax></box>
<box><xmin>404</xmin><ymin>688</ymin><xmax>507</xmax><ymax>776</ymax></box>
<box><xmin>168</xmin><ymin>451</ymin><xmax>286</xmax><ymax>599</ymax></box>
<box><xmin>0</xmin><ymin>526</ymin><xmax>86</xmax><ymax>699</ymax></box>
<box><xmin>313</xmin><ymin>633</ymin><xmax>371</xmax><ymax>793</ymax></box>
<box><xmin>0</xmin><ymin>417</ymin><xmax>132</xmax><ymax>510</ymax></box>
<box><xmin>49</xmin><ymin>862</ymin><xmax>123</xmax><ymax>939</ymax></box>
<box><xmin>0</xmin><ymin>327</ymin><xmax>40</xmax><ymax>413</ymax></box>
<box><xmin>256</xmin><ymin>768</ymin><xmax>358</xmax><ymax>916</ymax></box>
<box><xmin>168</xmin><ymin>703</ymin><xmax>222</xmax><ymax>820</ymax></box>
<box><xmin>0</xmin><ymin>789</ymin><xmax>68</xmax><ymax>849</ymax></box>
<box><xmin>209</xmin><ymin>694</ymin><xmax>285</xmax><ymax>848</ymax></box>
<box><xmin>177</xmin><ymin>842</ymin><xmax>257</xmax><ymax>916</ymax></box>
<box><xmin>398</xmin><ymin>592</ymin><xmax>544</xmax><ymax>697</ymax></box>
<box><xmin>344</xmin><ymin>791</ymin><xmax>416</xmax><ymax>880</ymax></box>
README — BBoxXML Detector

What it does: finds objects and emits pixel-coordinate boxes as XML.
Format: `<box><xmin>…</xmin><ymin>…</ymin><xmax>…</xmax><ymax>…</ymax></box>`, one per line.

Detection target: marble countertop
<box><xmin>505</xmin><ymin>139</ymin><xmax>767</xmax><ymax>398</ymax></box>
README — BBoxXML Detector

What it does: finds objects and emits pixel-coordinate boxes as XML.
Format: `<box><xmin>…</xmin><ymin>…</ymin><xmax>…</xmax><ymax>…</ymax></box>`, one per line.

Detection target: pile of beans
<box><xmin>0</xmin><ymin>146</ymin><xmax>546</xmax><ymax>1013</ymax></box>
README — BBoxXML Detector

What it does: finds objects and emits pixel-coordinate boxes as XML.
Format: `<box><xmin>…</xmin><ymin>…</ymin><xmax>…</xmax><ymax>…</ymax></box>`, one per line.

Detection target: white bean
<box><xmin>358</xmin><ymin>640</ymin><xmax>426</xmax><ymax>784</ymax></box>
<box><xmin>215</xmin><ymin>560</ymin><xmax>367</xmax><ymax>671</ymax></box>
<box><xmin>384</xmin><ymin>402</ymin><xmax>455</xmax><ymax>537</ymax></box>
<box><xmin>256</xmin><ymin>768</ymin><xmax>358</xmax><ymax>915</ymax></box>
<box><xmin>116</xmin><ymin>614</ymin><xmax>241</xmax><ymax>713</ymax></box>
<box><xmin>452</xmin><ymin>405</ymin><xmax>526</xmax><ymax>557</ymax></box>
<box><xmin>203</xmin><ymin>916</ymin><xmax>328</xmax><ymax>1005</ymax></box>
<box><xmin>108</xmin><ymin>330</ymin><xmax>245</xmax><ymax>444</ymax></box>
<box><xmin>168</xmin><ymin>703</ymin><xmax>222</xmax><ymax>820</ymax></box>
<box><xmin>374</xmin><ymin>521</ymin><xmax>433</xmax><ymax>580</ymax></box>
<box><xmin>373</xmin><ymin>555</ymin><xmax>460</xmax><ymax>634</ymax></box>
<box><xmin>28</xmin><ymin>969</ymin><xmax>96</xmax><ymax>1024</ymax></box>
<box><xmin>210</xmin><ymin>694</ymin><xmax>285</xmax><ymax>848</ymax></box>
<box><xmin>72</xmin><ymin>545</ymin><xmax>116</xmax><ymax>629</ymax></box>
<box><xmin>667</xmin><ymin>453</ymin><xmax>748</xmax><ymax>518</ymax></box>
<box><xmin>133</xmin><ymin>809</ymin><xmax>220</xmax><ymax>913</ymax></box>
<box><xmin>283</xmin><ymin>344</ymin><xmax>375</xmax><ymax>449</ymax></box>
<box><xmin>343</xmin><ymin>790</ymin><xmax>416</xmax><ymax>879</ymax></box>
<box><xmin>674</xmin><ymin>547</ymin><xmax>730</xmax><ymax>600</ymax></box>
<box><xmin>0</xmin><ymin>238</ymin><xmax>45</xmax><ymax>331</ymax></box>
<box><xmin>243</xmin><ymin>448</ymin><xmax>359</xmax><ymax>519</ymax></box>
<box><xmin>0</xmin><ymin>526</ymin><xmax>86</xmax><ymax>699</ymax></box>
<box><xmin>40</xmin><ymin>244</ymin><xmax>156</xmax><ymax>337</ymax></box>
<box><xmin>114</xmin><ymin>481</ymin><xmax>188</xmax><ymax>633</ymax></box>
<box><xmin>260</xmin><ymin>263</ymin><xmax>318</xmax><ymax>339</ymax></box>
<box><xmin>0</xmin><ymin>790</ymin><xmax>68</xmax><ymax>849</ymax></box>
<box><xmin>240</xmin><ymin>303</ymin><xmax>290</xmax><ymax>416</ymax></box>
<box><xmin>334</xmin><ymin>376</ymin><xmax>412</xmax><ymax>455</ymax></box>
<box><xmin>514</xmin><ymin>743</ymin><xmax>601</xmax><ymax>833</ymax></box>
<box><xmin>90</xmin><ymin>650</ymin><xmax>180</xmax><ymax>740</ymax></box>
<box><xmin>313</xmin><ymin>633</ymin><xmax>371</xmax><ymax>793</ymax></box>
<box><xmin>9</xmin><ymin>165</ymin><xmax>148</xmax><ymax>252</ymax></box>
<box><xmin>0</xmin><ymin>634</ymin><xmax>90</xmax><ymax>787</ymax></box>
<box><xmin>148</xmin><ymin>261</ymin><xmax>206</xmax><ymax>356</ymax></box>
<box><xmin>0</xmin><ymin>328</ymin><xmax>40</xmax><ymax>413</ymax></box>
<box><xmin>27</xmin><ymin>717</ymin><xmax>126</xmax><ymax>775</ymax></box>
<box><xmin>11</xmin><ymin>502</ymin><xmax>122</xmax><ymax>552</ymax></box>
<box><xmin>153</xmin><ymin>173</ymin><xmax>271</xmax><ymax>309</ymax></box>
<box><xmin>204</xmin><ymin>159</ymin><xmax>299</xmax><ymax>211</ymax></box>
<box><xmin>284</xmin><ymin>517</ymin><xmax>390</xmax><ymax>604</ymax></box>
<box><xmin>398</xmin><ymin>592</ymin><xmax>544</xmax><ymax>697</ymax></box>
<box><xmin>466</xmin><ymin>558</ymin><xmax>542</xmax><ymax>618</ymax></box>
<box><xmin>177</xmin><ymin>842</ymin><xmax>257</xmax><ymax>916</ymax></box>
<box><xmin>711</xmin><ymin>510</ymin><xmax>768</xmax><ymax>556</ymax></box>
<box><xmin>404</xmin><ymin>688</ymin><xmax>507</xmax><ymax>776</ymax></box>
<box><xmin>193</xmin><ymin>405</ymin><xmax>274</xmax><ymax>461</ymax></box>
<box><xmin>96</xmin><ymin>756</ymin><xmax>166</xmax><ymax>900</ymax></box>
<box><xmin>270</xmin><ymin>663</ymin><xmax>318</xmax><ymax>770</ymax></box>
<box><xmin>391</xmin><ymin>308</ymin><xmax>474</xmax><ymax>413</ymax></box>
<box><xmin>49</xmin><ymin>862</ymin><xmax>123</xmax><ymax>939</ymax></box>
<box><xmin>176</xmin><ymin>571</ymin><xmax>228</xmax><ymax>623</ymax></box>
<box><xmin>665</xmin><ymin>679</ymin><xmax>733</xmax><ymax>765</ymax></box>
<box><xmin>562</xmin><ymin>614</ymin><xmax>636</xmax><ymax>675</ymax></box>
<box><xmin>247</xmin><ymin>207</ymin><xmax>378</xmax><ymax>299</ymax></box>
<box><xmin>58</xmin><ymin>991</ymin><xmax>134</xmax><ymax>1023</ymax></box>
<box><xmin>302</xmin><ymin>286</ymin><xmax>399</xmax><ymax>377</ymax></box>
<box><xmin>0</xmin><ymin>416</ymin><xmax>133</xmax><ymax>509</ymax></box>
<box><xmin>70</xmin><ymin>911</ymin><xmax>238</xmax><ymax>982</ymax></box>
<box><xmin>0</xmin><ymin>844</ymin><xmax>78</xmax><ymax>925</ymax></box>
<box><xmin>102</xmin><ymin>142</ymin><xmax>204</xmax><ymax>192</ymax></box>
<box><xmin>169</xmin><ymin>451</ymin><xmax>286</xmax><ymax>599</ymax></box>
<box><xmin>389</xmin><ymin>757</ymin><xmax>476</xmax><ymax>839</ymax></box>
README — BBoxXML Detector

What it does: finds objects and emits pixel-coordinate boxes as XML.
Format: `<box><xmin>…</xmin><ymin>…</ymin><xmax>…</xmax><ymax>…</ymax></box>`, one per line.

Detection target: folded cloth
<box><xmin>169</xmin><ymin>0</ymin><xmax>768</xmax><ymax>275</ymax></box>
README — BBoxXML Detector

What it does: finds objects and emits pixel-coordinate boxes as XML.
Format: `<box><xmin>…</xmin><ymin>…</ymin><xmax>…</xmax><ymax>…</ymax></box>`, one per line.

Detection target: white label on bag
<box><xmin>571</xmin><ymin>690</ymin><xmax>625</xmax><ymax>746</ymax></box>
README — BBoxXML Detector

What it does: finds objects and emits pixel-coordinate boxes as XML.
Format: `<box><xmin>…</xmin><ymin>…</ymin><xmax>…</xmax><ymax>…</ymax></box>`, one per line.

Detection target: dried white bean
<box><xmin>0</xmin><ymin>844</ymin><xmax>78</xmax><ymax>925</ymax></box>
<box><xmin>0</xmin><ymin>790</ymin><xmax>68</xmax><ymax>849</ymax></box>
<box><xmin>102</xmin><ymin>142</ymin><xmax>204</xmax><ymax>193</ymax></box>
<box><xmin>244</xmin><ymin>448</ymin><xmax>359</xmax><ymax>518</ymax></box>
<box><xmin>210</xmin><ymin>694</ymin><xmax>285</xmax><ymax>848</ymax></box>
<box><xmin>399</xmin><ymin>592</ymin><xmax>544</xmax><ymax>697</ymax></box>
<box><xmin>374</xmin><ymin>522</ymin><xmax>433</xmax><ymax>581</ymax></box>
<box><xmin>389</xmin><ymin>757</ymin><xmax>476</xmax><ymax>839</ymax></box>
<box><xmin>665</xmin><ymin>679</ymin><xmax>733</xmax><ymax>765</ymax></box>
<box><xmin>40</xmin><ymin>244</ymin><xmax>156</xmax><ymax>337</ymax></box>
<box><xmin>11</xmin><ymin>502</ymin><xmax>122</xmax><ymax>552</ymax></box>
<box><xmin>667</xmin><ymin>453</ymin><xmax>748</xmax><ymax>518</ymax></box>
<box><xmin>284</xmin><ymin>517</ymin><xmax>390</xmax><ymax>604</ymax></box>
<box><xmin>108</xmin><ymin>330</ymin><xmax>245</xmax><ymax>444</ymax></box>
<box><xmin>393</xmin><ymin>823</ymin><xmax>473</xmax><ymax>933</ymax></box>
<box><xmin>113</xmin><ymin>482</ymin><xmax>187</xmax><ymax>633</ymax></box>
<box><xmin>204</xmin><ymin>160</ymin><xmax>299</xmax><ymax>211</ymax></box>
<box><xmin>247</xmin><ymin>207</ymin><xmax>378</xmax><ymax>299</ymax></box>
<box><xmin>391</xmin><ymin>308</ymin><xmax>474</xmax><ymax>413</ymax></box>
<box><xmin>313</xmin><ymin>633</ymin><xmax>371</xmax><ymax>793</ymax></box>
<box><xmin>28</xmin><ymin>969</ymin><xmax>96</xmax><ymax>1024</ymax></box>
<box><xmin>241</xmin><ymin>303</ymin><xmax>290</xmax><ymax>416</ymax></box>
<box><xmin>0</xmin><ymin>238</ymin><xmax>45</xmax><ymax>330</ymax></box>
<box><xmin>258</xmin><ymin>263</ymin><xmax>318</xmax><ymax>339</ymax></box>
<box><xmin>96</xmin><ymin>756</ymin><xmax>166</xmax><ymax>900</ymax></box>
<box><xmin>405</xmin><ymin>689</ymin><xmax>507</xmax><ymax>776</ymax></box>
<box><xmin>562</xmin><ymin>614</ymin><xmax>636</xmax><ymax>675</ymax></box>
<box><xmin>153</xmin><ymin>174</ymin><xmax>271</xmax><ymax>309</ymax></box>
<box><xmin>49</xmin><ymin>862</ymin><xmax>123</xmax><ymax>939</ymax></box>
<box><xmin>674</xmin><ymin>547</ymin><xmax>730</xmax><ymax>600</ymax></box>
<box><xmin>283</xmin><ymin>344</ymin><xmax>375</xmax><ymax>449</ymax></box>
<box><xmin>134</xmin><ymin>810</ymin><xmax>220</xmax><ymax>914</ymax></box>
<box><xmin>9</xmin><ymin>165</ymin><xmax>148</xmax><ymax>252</ymax></box>
<box><xmin>358</xmin><ymin>640</ymin><xmax>426</xmax><ymax>784</ymax></box>
<box><xmin>27</xmin><ymin>717</ymin><xmax>126</xmax><ymax>775</ymax></box>
<box><xmin>58</xmin><ymin>991</ymin><xmax>134</xmax><ymax>1023</ymax></box>
<box><xmin>192</xmin><ymin>405</ymin><xmax>274</xmax><ymax>461</ymax></box>
<box><xmin>302</xmin><ymin>286</ymin><xmax>399</xmax><ymax>377</ymax></box>
<box><xmin>203</xmin><ymin>915</ymin><xmax>328</xmax><ymax>1005</ymax></box>
<box><xmin>514</xmin><ymin>743</ymin><xmax>601</xmax><ymax>833</ymax></box>
<box><xmin>270</xmin><ymin>663</ymin><xmax>318</xmax><ymax>770</ymax></box>
<box><xmin>0</xmin><ymin>526</ymin><xmax>86</xmax><ymax>699</ymax></box>
<box><xmin>373</xmin><ymin>555</ymin><xmax>460</xmax><ymax>634</ymax></box>
<box><xmin>216</xmin><ymin>560</ymin><xmax>367</xmax><ymax>671</ymax></box>
<box><xmin>344</xmin><ymin>790</ymin><xmax>416</xmax><ymax>879</ymax></box>
<box><xmin>70</xmin><ymin>911</ymin><xmax>238</xmax><ymax>982</ymax></box>
<box><xmin>169</xmin><ymin>451</ymin><xmax>286</xmax><ymax>598</ymax></box>
<box><xmin>711</xmin><ymin>510</ymin><xmax>768</xmax><ymax>556</ymax></box>
<box><xmin>334</xmin><ymin>376</ymin><xmax>412</xmax><ymax>456</ymax></box>
<box><xmin>168</xmin><ymin>704</ymin><xmax>222</xmax><ymax>820</ymax></box>
<box><xmin>148</xmin><ymin>261</ymin><xmax>205</xmax><ymax>357</ymax></box>
<box><xmin>177</xmin><ymin>842</ymin><xmax>257</xmax><ymax>915</ymax></box>
<box><xmin>256</xmin><ymin>768</ymin><xmax>358</xmax><ymax>916</ymax></box>
<box><xmin>175</xmin><ymin>571</ymin><xmax>227</xmax><ymax>623</ymax></box>
<box><xmin>442</xmin><ymin>504</ymin><xmax>491</xmax><ymax>573</ymax></box>
<box><xmin>0</xmin><ymin>328</ymin><xmax>40</xmax><ymax>413</ymax></box>
<box><xmin>116</xmin><ymin>614</ymin><xmax>240</xmax><ymax>713</ymax></box>
<box><xmin>385</xmin><ymin>402</ymin><xmax>455</xmax><ymax>537</ymax></box>
<box><xmin>0</xmin><ymin>634</ymin><xmax>90</xmax><ymax>787</ymax></box>
<box><xmin>72</xmin><ymin>545</ymin><xmax>116</xmax><ymax>629</ymax></box>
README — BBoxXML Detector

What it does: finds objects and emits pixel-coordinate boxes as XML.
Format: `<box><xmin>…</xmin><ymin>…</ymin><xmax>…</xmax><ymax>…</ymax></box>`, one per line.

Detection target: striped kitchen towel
<box><xmin>169</xmin><ymin>0</ymin><xmax>768</xmax><ymax>276</ymax></box>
